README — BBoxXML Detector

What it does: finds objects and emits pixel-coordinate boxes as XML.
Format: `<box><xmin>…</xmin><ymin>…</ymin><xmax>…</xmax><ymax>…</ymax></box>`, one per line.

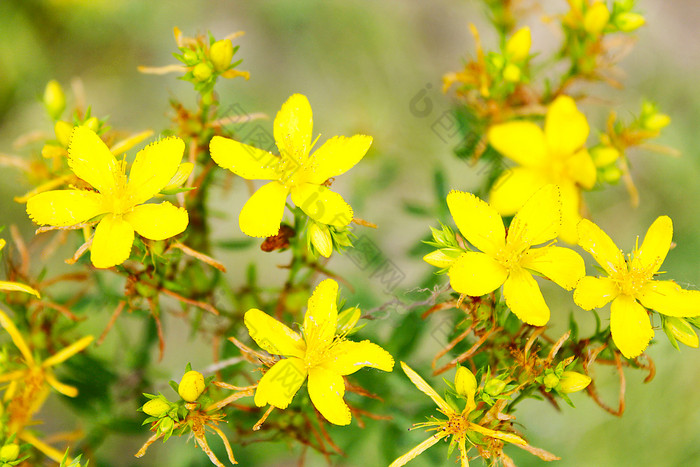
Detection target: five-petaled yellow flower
<box><xmin>26</xmin><ymin>127</ymin><xmax>189</xmax><ymax>269</ymax></box>
<box><xmin>244</xmin><ymin>278</ymin><xmax>394</xmax><ymax>425</ymax></box>
<box><xmin>390</xmin><ymin>363</ymin><xmax>527</xmax><ymax>467</ymax></box>
<box><xmin>574</xmin><ymin>216</ymin><xmax>700</xmax><ymax>358</ymax></box>
<box><xmin>444</xmin><ymin>185</ymin><xmax>585</xmax><ymax>326</ymax></box>
<box><xmin>488</xmin><ymin>95</ymin><xmax>597</xmax><ymax>243</ymax></box>
<box><xmin>210</xmin><ymin>93</ymin><xmax>372</xmax><ymax>237</ymax></box>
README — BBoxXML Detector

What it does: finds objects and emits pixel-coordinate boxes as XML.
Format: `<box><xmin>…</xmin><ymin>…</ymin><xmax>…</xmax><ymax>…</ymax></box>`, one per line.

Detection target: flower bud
<box><xmin>183</xmin><ymin>48</ymin><xmax>198</xmax><ymax>64</ymax></box>
<box><xmin>178</xmin><ymin>370</ymin><xmax>206</xmax><ymax>402</ymax></box>
<box><xmin>192</xmin><ymin>63</ymin><xmax>213</xmax><ymax>82</ymax></box>
<box><xmin>664</xmin><ymin>317</ymin><xmax>699</xmax><ymax>349</ymax></box>
<box><xmin>584</xmin><ymin>2</ymin><xmax>610</xmax><ymax>35</ymax></box>
<box><xmin>43</xmin><ymin>80</ymin><xmax>66</xmax><ymax>120</ymax></box>
<box><xmin>337</xmin><ymin>307</ymin><xmax>361</xmax><ymax>334</ymax></box>
<box><xmin>643</xmin><ymin>113</ymin><xmax>671</xmax><ymax>132</ymax></box>
<box><xmin>505</xmin><ymin>27</ymin><xmax>531</xmax><ymax>62</ymax></box>
<box><xmin>455</xmin><ymin>366</ymin><xmax>477</xmax><ymax>399</ymax></box>
<box><xmin>54</xmin><ymin>120</ymin><xmax>73</xmax><ymax>148</ymax></box>
<box><xmin>210</xmin><ymin>39</ymin><xmax>234</xmax><ymax>72</ymax></box>
<box><xmin>543</xmin><ymin>373</ymin><xmax>559</xmax><ymax>390</ymax></box>
<box><xmin>601</xmin><ymin>165</ymin><xmax>622</xmax><ymax>184</ymax></box>
<box><xmin>615</xmin><ymin>12</ymin><xmax>645</xmax><ymax>32</ymax></box>
<box><xmin>484</xmin><ymin>378</ymin><xmax>507</xmax><ymax>396</ymax></box>
<box><xmin>423</xmin><ymin>249</ymin><xmax>459</xmax><ymax>268</ymax></box>
<box><xmin>590</xmin><ymin>146</ymin><xmax>620</xmax><ymax>167</ymax></box>
<box><xmin>0</xmin><ymin>444</ymin><xmax>19</xmax><ymax>462</ymax></box>
<box><xmin>84</xmin><ymin>117</ymin><xmax>100</xmax><ymax>132</ymax></box>
<box><xmin>158</xmin><ymin>416</ymin><xmax>174</xmax><ymax>434</ymax></box>
<box><xmin>143</xmin><ymin>398</ymin><xmax>171</xmax><ymax>418</ymax></box>
<box><xmin>502</xmin><ymin>63</ymin><xmax>521</xmax><ymax>83</ymax></box>
<box><xmin>558</xmin><ymin>371</ymin><xmax>591</xmax><ymax>393</ymax></box>
<box><xmin>309</xmin><ymin>223</ymin><xmax>333</xmax><ymax>258</ymax></box>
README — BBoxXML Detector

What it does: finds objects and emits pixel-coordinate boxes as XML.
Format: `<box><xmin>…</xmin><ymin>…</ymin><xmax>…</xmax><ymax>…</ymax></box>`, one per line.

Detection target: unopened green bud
<box><xmin>337</xmin><ymin>307</ymin><xmax>361</xmax><ymax>334</ymax></box>
<box><xmin>55</xmin><ymin>120</ymin><xmax>73</xmax><ymax>147</ymax></box>
<box><xmin>502</xmin><ymin>63</ymin><xmax>521</xmax><ymax>83</ymax></box>
<box><xmin>143</xmin><ymin>398</ymin><xmax>171</xmax><ymax>418</ymax></box>
<box><xmin>192</xmin><ymin>63</ymin><xmax>213</xmax><ymax>82</ymax></box>
<box><xmin>664</xmin><ymin>317</ymin><xmax>699</xmax><ymax>349</ymax></box>
<box><xmin>158</xmin><ymin>416</ymin><xmax>174</xmax><ymax>434</ymax></box>
<box><xmin>309</xmin><ymin>223</ymin><xmax>333</xmax><ymax>258</ymax></box>
<box><xmin>162</xmin><ymin>162</ymin><xmax>194</xmax><ymax>193</ymax></box>
<box><xmin>0</xmin><ymin>444</ymin><xmax>19</xmax><ymax>462</ymax></box>
<box><xmin>601</xmin><ymin>165</ymin><xmax>622</xmax><ymax>184</ymax></box>
<box><xmin>584</xmin><ymin>2</ymin><xmax>610</xmax><ymax>35</ymax></box>
<box><xmin>615</xmin><ymin>12</ymin><xmax>645</xmax><ymax>32</ymax></box>
<box><xmin>558</xmin><ymin>371</ymin><xmax>592</xmax><ymax>393</ymax></box>
<box><xmin>686</xmin><ymin>316</ymin><xmax>700</xmax><ymax>328</ymax></box>
<box><xmin>210</xmin><ymin>39</ymin><xmax>234</xmax><ymax>72</ymax></box>
<box><xmin>178</xmin><ymin>370</ymin><xmax>205</xmax><ymax>402</ymax></box>
<box><xmin>484</xmin><ymin>378</ymin><xmax>507</xmax><ymax>396</ymax></box>
<box><xmin>43</xmin><ymin>80</ymin><xmax>66</xmax><ymax>120</ymax></box>
<box><xmin>182</xmin><ymin>49</ymin><xmax>198</xmax><ymax>64</ymax></box>
<box><xmin>543</xmin><ymin>373</ymin><xmax>559</xmax><ymax>390</ymax></box>
<box><xmin>590</xmin><ymin>146</ymin><xmax>620</xmax><ymax>167</ymax></box>
<box><xmin>455</xmin><ymin>366</ymin><xmax>477</xmax><ymax>399</ymax></box>
<box><xmin>505</xmin><ymin>27</ymin><xmax>531</xmax><ymax>62</ymax></box>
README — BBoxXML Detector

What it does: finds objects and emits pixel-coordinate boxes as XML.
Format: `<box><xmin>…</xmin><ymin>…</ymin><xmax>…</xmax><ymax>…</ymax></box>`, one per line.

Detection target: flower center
<box><xmin>611</xmin><ymin>257</ymin><xmax>655</xmax><ymax>297</ymax></box>
<box><xmin>495</xmin><ymin>242</ymin><xmax>527</xmax><ymax>270</ymax></box>
<box><xmin>445</xmin><ymin>413</ymin><xmax>469</xmax><ymax>436</ymax></box>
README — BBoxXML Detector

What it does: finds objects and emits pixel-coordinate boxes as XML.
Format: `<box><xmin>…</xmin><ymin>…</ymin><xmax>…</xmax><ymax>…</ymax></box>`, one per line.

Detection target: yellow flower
<box><xmin>390</xmin><ymin>362</ymin><xmax>527</xmax><ymax>467</ymax></box>
<box><xmin>0</xmin><ymin>307</ymin><xmax>93</xmax><ymax>462</ymax></box>
<box><xmin>443</xmin><ymin>185</ymin><xmax>585</xmax><ymax>326</ymax></box>
<box><xmin>244</xmin><ymin>278</ymin><xmax>393</xmax><ymax>425</ymax></box>
<box><xmin>488</xmin><ymin>96</ymin><xmax>596</xmax><ymax>243</ymax></box>
<box><xmin>574</xmin><ymin>216</ymin><xmax>700</xmax><ymax>358</ymax></box>
<box><xmin>26</xmin><ymin>126</ymin><xmax>189</xmax><ymax>269</ymax></box>
<box><xmin>210</xmin><ymin>94</ymin><xmax>372</xmax><ymax>237</ymax></box>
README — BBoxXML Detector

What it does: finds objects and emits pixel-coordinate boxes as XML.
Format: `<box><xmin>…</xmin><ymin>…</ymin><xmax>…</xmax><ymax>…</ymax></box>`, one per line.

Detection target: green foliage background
<box><xmin>1</xmin><ymin>0</ymin><xmax>699</xmax><ymax>465</ymax></box>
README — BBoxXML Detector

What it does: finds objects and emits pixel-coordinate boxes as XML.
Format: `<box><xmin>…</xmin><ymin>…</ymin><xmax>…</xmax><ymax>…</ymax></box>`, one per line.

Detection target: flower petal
<box><xmin>577</xmin><ymin>218</ymin><xmax>625</xmax><ymax>275</ymax></box>
<box><xmin>488</xmin><ymin>121</ymin><xmax>547</xmax><ymax>166</ymax></box>
<box><xmin>307</xmin><ymin>135</ymin><xmax>372</xmax><ymax>184</ymax></box>
<box><xmin>566</xmin><ymin>149</ymin><xmax>596</xmax><ymax>189</ymax></box>
<box><xmin>503</xmin><ymin>267</ymin><xmax>550</xmax><ymax>326</ymax></box>
<box><xmin>243</xmin><ymin>308</ymin><xmax>306</xmax><ymax>357</ymax></box>
<box><xmin>522</xmin><ymin>245</ymin><xmax>585</xmax><ymax>290</ymax></box>
<box><xmin>610</xmin><ymin>295</ymin><xmax>654</xmax><ymax>358</ymax></box>
<box><xmin>559</xmin><ymin>181</ymin><xmax>582</xmax><ymax>244</ymax></box>
<box><xmin>325</xmin><ymin>340</ymin><xmax>394</xmax><ymax>376</ymax></box>
<box><xmin>637</xmin><ymin>216</ymin><xmax>672</xmax><ymax>274</ymax></box>
<box><xmin>638</xmin><ymin>281</ymin><xmax>700</xmax><ymax>318</ymax></box>
<box><xmin>446</xmin><ymin>190</ymin><xmax>505</xmax><ymax>255</ymax></box>
<box><xmin>399</xmin><ymin>362</ymin><xmax>452</xmax><ymax>414</ymax></box>
<box><xmin>68</xmin><ymin>126</ymin><xmax>120</xmax><ymax>195</ymax></box>
<box><xmin>290</xmin><ymin>183</ymin><xmax>353</xmax><ymax>228</ymax></box>
<box><xmin>508</xmin><ymin>184</ymin><xmax>561</xmax><ymax>247</ymax></box>
<box><xmin>448</xmin><ymin>252</ymin><xmax>508</xmax><ymax>297</ymax></box>
<box><xmin>304</xmin><ymin>279</ymin><xmax>339</xmax><ymax>350</ymax></box>
<box><xmin>544</xmin><ymin>96</ymin><xmax>589</xmax><ymax>157</ymax></box>
<box><xmin>489</xmin><ymin>167</ymin><xmax>548</xmax><ymax>216</ymax></box>
<box><xmin>209</xmin><ymin>135</ymin><xmax>280</xmax><ymax>180</ymax></box>
<box><xmin>253</xmin><ymin>357</ymin><xmax>307</xmax><ymax>409</ymax></box>
<box><xmin>308</xmin><ymin>366</ymin><xmax>350</xmax><ymax>425</ymax></box>
<box><xmin>468</xmin><ymin>423</ymin><xmax>527</xmax><ymax>445</ymax></box>
<box><xmin>573</xmin><ymin>276</ymin><xmax>619</xmax><ymax>310</ymax></box>
<box><xmin>0</xmin><ymin>281</ymin><xmax>40</xmax><ymax>298</ymax></box>
<box><xmin>389</xmin><ymin>434</ymin><xmax>446</xmax><ymax>467</ymax></box>
<box><xmin>26</xmin><ymin>190</ymin><xmax>107</xmax><ymax>226</ymax></box>
<box><xmin>123</xmin><ymin>202</ymin><xmax>188</xmax><ymax>241</ymax></box>
<box><xmin>90</xmin><ymin>215</ymin><xmax>135</xmax><ymax>268</ymax></box>
<box><xmin>127</xmin><ymin>137</ymin><xmax>185</xmax><ymax>205</ymax></box>
<box><xmin>274</xmin><ymin>93</ymin><xmax>313</xmax><ymax>163</ymax></box>
<box><xmin>239</xmin><ymin>181</ymin><xmax>290</xmax><ymax>237</ymax></box>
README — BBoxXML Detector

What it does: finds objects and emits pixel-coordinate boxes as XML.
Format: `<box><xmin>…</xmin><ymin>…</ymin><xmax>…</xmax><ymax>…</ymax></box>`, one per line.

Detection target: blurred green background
<box><xmin>1</xmin><ymin>0</ymin><xmax>700</xmax><ymax>465</ymax></box>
